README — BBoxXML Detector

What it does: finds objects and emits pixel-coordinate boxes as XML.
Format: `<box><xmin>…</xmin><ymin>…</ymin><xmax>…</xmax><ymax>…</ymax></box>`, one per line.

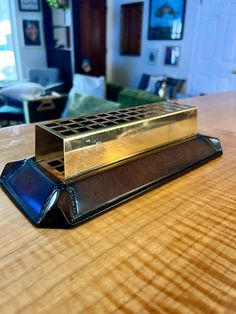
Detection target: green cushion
<box><xmin>66</xmin><ymin>93</ymin><xmax>120</xmax><ymax>117</ymax></box>
<box><xmin>118</xmin><ymin>88</ymin><xmax>165</xmax><ymax>108</ymax></box>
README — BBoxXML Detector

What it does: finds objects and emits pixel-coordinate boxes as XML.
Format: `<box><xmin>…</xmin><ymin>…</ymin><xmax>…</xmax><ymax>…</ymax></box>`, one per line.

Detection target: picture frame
<box><xmin>148</xmin><ymin>0</ymin><xmax>186</xmax><ymax>40</ymax></box>
<box><xmin>19</xmin><ymin>0</ymin><xmax>40</xmax><ymax>12</ymax></box>
<box><xmin>164</xmin><ymin>46</ymin><xmax>181</xmax><ymax>66</ymax></box>
<box><xmin>23</xmin><ymin>20</ymin><xmax>41</xmax><ymax>46</ymax></box>
<box><xmin>146</xmin><ymin>48</ymin><xmax>158</xmax><ymax>65</ymax></box>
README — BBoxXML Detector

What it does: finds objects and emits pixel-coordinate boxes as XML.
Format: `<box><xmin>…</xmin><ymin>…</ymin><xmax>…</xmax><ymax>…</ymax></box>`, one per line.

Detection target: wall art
<box><xmin>148</xmin><ymin>0</ymin><xmax>186</xmax><ymax>40</ymax></box>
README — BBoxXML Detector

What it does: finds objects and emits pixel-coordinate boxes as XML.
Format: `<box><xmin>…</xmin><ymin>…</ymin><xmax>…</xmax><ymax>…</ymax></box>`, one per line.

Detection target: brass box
<box><xmin>36</xmin><ymin>102</ymin><xmax>197</xmax><ymax>180</ymax></box>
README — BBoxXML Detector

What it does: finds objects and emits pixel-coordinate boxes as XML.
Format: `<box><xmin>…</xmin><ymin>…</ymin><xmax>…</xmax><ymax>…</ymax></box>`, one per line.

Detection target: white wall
<box><xmin>108</xmin><ymin>0</ymin><xmax>198</xmax><ymax>89</ymax></box>
<box><xmin>10</xmin><ymin>0</ymin><xmax>47</xmax><ymax>80</ymax></box>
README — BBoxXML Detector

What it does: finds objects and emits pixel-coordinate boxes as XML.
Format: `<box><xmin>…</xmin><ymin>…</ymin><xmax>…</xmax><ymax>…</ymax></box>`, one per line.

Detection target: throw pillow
<box><xmin>72</xmin><ymin>73</ymin><xmax>105</xmax><ymax>99</ymax></box>
<box><xmin>65</xmin><ymin>74</ymin><xmax>106</xmax><ymax>117</ymax></box>
<box><xmin>145</xmin><ymin>75</ymin><xmax>166</xmax><ymax>94</ymax></box>
<box><xmin>0</xmin><ymin>82</ymin><xmax>43</xmax><ymax>101</ymax></box>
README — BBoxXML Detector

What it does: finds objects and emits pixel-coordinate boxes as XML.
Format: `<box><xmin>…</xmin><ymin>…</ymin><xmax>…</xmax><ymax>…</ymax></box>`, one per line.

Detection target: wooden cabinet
<box><xmin>72</xmin><ymin>0</ymin><xmax>106</xmax><ymax>76</ymax></box>
<box><xmin>120</xmin><ymin>2</ymin><xmax>143</xmax><ymax>56</ymax></box>
<box><xmin>42</xmin><ymin>0</ymin><xmax>106</xmax><ymax>89</ymax></box>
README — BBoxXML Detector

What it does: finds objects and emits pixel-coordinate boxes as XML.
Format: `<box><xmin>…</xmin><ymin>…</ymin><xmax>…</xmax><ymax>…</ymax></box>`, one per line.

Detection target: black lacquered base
<box><xmin>0</xmin><ymin>134</ymin><xmax>222</xmax><ymax>228</ymax></box>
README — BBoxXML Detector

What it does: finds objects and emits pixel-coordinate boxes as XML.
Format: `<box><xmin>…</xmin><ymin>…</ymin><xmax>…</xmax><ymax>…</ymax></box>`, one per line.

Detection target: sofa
<box><xmin>63</xmin><ymin>81</ymin><xmax>165</xmax><ymax>118</ymax></box>
<box><xmin>106</xmin><ymin>82</ymin><xmax>165</xmax><ymax>107</ymax></box>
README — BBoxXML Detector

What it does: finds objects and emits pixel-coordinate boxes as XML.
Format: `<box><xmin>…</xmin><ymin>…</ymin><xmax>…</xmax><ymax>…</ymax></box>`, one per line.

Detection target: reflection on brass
<box><xmin>35</xmin><ymin>102</ymin><xmax>197</xmax><ymax>180</ymax></box>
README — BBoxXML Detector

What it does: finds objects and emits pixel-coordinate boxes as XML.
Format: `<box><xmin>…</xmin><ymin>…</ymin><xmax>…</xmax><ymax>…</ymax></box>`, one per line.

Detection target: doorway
<box><xmin>187</xmin><ymin>0</ymin><xmax>236</xmax><ymax>95</ymax></box>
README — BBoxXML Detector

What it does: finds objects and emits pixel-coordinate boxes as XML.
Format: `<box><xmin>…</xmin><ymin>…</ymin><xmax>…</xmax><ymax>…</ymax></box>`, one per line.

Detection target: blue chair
<box><xmin>28</xmin><ymin>67</ymin><xmax>66</xmax><ymax>94</ymax></box>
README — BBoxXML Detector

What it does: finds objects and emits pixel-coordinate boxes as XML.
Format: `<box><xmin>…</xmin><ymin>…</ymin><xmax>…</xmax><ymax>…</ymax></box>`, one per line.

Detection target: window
<box><xmin>0</xmin><ymin>0</ymin><xmax>18</xmax><ymax>81</ymax></box>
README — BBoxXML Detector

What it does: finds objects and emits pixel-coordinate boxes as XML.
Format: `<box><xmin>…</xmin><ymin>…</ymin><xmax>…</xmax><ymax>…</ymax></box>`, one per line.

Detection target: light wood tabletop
<box><xmin>0</xmin><ymin>91</ymin><xmax>236</xmax><ymax>313</ymax></box>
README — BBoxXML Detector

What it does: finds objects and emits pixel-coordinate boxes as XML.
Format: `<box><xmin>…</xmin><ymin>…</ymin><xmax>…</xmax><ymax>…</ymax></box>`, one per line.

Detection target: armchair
<box><xmin>28</xmin><ymin>67</ymin><xmax>66</xmax><ymax>94</ymax></box>
<box><xmin>0</xmin><ymin>67</ymin><xmax>67</xmax><ymax>126</ymax></box>
<box><xmin>0</xmin><ymin>82</ymin><xmax>43</xmax><ymax>126</ymax></box>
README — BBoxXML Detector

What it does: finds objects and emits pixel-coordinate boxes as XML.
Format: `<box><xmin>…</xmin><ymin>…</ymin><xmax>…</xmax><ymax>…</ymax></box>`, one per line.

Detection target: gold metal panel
<box><xmin>36</xmin><ymin>102</ymin><xmax>197</xmax><ymax>180</ymax></box>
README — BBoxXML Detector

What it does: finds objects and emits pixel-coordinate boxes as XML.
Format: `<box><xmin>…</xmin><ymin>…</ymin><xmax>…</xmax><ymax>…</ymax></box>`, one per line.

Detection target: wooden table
<box><xmin>0</xmin><ymin>92</ymin><xmax>236</xmax><ymax>313</ymax></box>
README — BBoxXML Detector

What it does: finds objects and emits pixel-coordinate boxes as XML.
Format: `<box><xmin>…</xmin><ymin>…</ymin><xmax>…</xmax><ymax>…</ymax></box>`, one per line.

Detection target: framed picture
<box><xmin>23</xmin><ymin>20</ymin><xmax>41</xmax><ymax>46</ymax></box>
<box><xmin>148</xmin><ymin>0</ymin><xmax>186</xmax><ymax>40</ymax></box>
<box><xmin>146</xmin><ymin>49</ymin><xmax>158</xmax><ymax>65</ymax></box>
<box><xmin>164</xmin><ymin>46</ymin><xmax>180</xmax><ymax>66</ymax></box>
<box><xmin>19</xmin><ymin>0</ymin><xmax>40</xmax><ymax>12</ymax></box>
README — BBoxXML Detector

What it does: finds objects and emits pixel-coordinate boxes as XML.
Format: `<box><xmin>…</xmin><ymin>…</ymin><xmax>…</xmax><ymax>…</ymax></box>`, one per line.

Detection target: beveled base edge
<box><xmin>0</xmin><ymin>134</ymin><xmax>222</xmax><ymax>228</ymax></box>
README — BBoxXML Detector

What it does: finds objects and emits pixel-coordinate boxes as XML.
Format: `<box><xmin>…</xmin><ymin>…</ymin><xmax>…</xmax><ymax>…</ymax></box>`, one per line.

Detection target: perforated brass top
<box><xmin>35</xmin><ymin>101</ymin><xmax>197</xmax><ymax>180</ymax></box>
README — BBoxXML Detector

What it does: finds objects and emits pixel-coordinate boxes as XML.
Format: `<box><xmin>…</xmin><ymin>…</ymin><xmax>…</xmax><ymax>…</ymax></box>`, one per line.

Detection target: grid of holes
<box><xmin>47</xmin><ymin>158</ymin><xmax>64</xmax><ymax>174</ymax></box>
<box><xmin>43</xmin><ymin>102</ymin><xmax>191</xmax><ymax>137</ymax></box>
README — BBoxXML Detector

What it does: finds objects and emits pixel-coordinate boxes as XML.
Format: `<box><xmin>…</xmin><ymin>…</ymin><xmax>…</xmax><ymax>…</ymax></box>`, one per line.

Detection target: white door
<box><xmin>187</xmin><ymin>0</ymin><xmax>236</xmax><ymax>96</ymax></box>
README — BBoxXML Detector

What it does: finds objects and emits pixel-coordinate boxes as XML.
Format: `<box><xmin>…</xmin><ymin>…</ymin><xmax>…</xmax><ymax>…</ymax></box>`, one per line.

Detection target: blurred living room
<box><xmin>0</xmin><ymin>0</ymin><xmax>236</xmax><ymax>126</ymax></box>
<box><xmin>1</xmin><ymin>2</ymin><xmax>236</xmax><ymax>310</ymax></box>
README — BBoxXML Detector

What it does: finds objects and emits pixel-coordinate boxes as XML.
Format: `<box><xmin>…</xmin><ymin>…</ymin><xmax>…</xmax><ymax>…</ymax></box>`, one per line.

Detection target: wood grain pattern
<box><xmin>0</xmin><ymin>92</ymin><xmax>236</xmax><ymax>313</ymax></box>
